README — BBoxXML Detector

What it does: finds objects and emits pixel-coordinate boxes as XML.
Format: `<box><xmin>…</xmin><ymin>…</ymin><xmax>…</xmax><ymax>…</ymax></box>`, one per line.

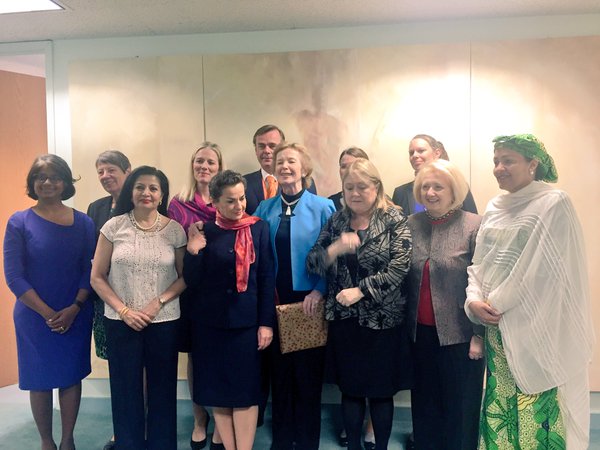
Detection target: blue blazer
<box><xmin>254</xmin><ymin>191</ymin><xmax>335</xmax><ymax>294</ymax></box>
<box><xmin>244</xmin><ymin>169</ymin><xmax>318</xmax><ymax>215</ymax></box>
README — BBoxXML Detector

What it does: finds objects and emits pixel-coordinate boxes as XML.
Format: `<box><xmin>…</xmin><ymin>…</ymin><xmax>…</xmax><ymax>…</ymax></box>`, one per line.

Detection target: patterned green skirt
<box><xmin>480</xmin><ymin>326</ymin><xmax>565</xmax><ymax>450</ymax></box>
<box><xmin>92</xmin><ymin>296</ymin><xmax>108</xmax><ymax>360</ymax></box>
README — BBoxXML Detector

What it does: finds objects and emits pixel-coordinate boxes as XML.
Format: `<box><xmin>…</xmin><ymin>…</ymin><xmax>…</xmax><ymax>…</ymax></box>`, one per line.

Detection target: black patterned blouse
<box><xmin>306</xmin><ymin>206</ymin><xmax>412</xmax><ymax>330</ymax></box>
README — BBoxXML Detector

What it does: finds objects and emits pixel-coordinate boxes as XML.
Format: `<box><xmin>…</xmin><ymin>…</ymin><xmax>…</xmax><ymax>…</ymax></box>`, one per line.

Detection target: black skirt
<box><xmin>192</xmin><ymin>325</ymin><xmax>262</xmax><ymax>408</ymax></box>
<box><xmin>326</xmin><ymin>318</ymin><xmax>413</xmax><ymax>398</ymax></box>
<box><xmin>176</xmin><ymin>288</ymin><xmax>193</xmax><ymax>353</ymax></box>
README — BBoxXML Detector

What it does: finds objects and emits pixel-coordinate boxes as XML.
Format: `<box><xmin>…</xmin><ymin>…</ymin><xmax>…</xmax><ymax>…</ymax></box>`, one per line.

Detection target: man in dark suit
<box><xmin>244</xmin><ymin>124</ymin><xmax>317</xmax><ymax>215</ymax></box>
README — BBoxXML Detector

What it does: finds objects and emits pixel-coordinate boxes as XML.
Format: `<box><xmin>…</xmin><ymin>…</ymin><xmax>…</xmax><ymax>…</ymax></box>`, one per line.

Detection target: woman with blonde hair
<box><xmin>406</xmin><ymin>159</ymin><xmax>484</xmax><ymax>450</ymax></box>
<box><xmin>168</xmin><ymin>142</ymin><xmax>223</xmax><ymax>449</ymax></box>
<box><xmin>307</xmin><ymin>158</ymin><xmax>413</xmax><ymax>450</ymax></box>
<box><xmin>392</xmin><ymin>134</ymin><xmax>477</xmax><ymax>216</ymax></box>
<box><xmin>255</xmin><ymin>142</ymin><xmax>336</xmax><ymax>450</ymax></box>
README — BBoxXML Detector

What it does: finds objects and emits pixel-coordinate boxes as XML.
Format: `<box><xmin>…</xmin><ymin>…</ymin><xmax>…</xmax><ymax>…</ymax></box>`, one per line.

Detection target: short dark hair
<box><xmin>210</xmin><ymin>170</ymin><xmax>247</xmax><ymax>203</ymax></box>
<box><xmin>95</xmin><ymin>150</ymin><xmax>131</xmax><ymax>172</ymax></box>
<box><xmin>114</xmin><ymin>166</ymin><xmax>170</xmax><ymax>216</ymax></box>
<box><xmin>252</xmin><ymin>124</ymin><xmax>285</xmax><ymax>146</ymax></box>
<box><xmin>26</xmin><ymin>154</ymin><xmax>78</xmax><ymax>200</ymax></box>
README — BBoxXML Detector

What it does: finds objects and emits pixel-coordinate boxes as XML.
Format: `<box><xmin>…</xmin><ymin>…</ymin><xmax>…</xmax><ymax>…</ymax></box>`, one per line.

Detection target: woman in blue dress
<box><xmin>3</xmin><ymin>154</ymin><xmax>96</xmax><ymax>450</ymax></box>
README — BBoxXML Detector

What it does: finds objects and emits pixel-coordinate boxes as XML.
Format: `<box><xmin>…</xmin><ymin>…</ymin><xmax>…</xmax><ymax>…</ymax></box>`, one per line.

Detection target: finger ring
<box><xmin>60</xmin><ymin>326</ymin><xmax>65</xmax><ymax>332</ymax></box>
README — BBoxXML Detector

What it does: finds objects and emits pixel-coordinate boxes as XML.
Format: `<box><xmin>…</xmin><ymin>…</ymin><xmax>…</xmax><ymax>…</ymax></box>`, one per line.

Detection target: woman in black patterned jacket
<box><xmin>307</xmin><ymin>159</ymin><xmax>412</xmax><ymax>450</ymax></box>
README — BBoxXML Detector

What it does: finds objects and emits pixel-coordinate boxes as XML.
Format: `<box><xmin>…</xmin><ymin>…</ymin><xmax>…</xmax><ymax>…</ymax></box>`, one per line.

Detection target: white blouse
<box><xmin>101</xmin><ymin>214</ymin><xmax>186</xmax><ymax>323</ymax></box>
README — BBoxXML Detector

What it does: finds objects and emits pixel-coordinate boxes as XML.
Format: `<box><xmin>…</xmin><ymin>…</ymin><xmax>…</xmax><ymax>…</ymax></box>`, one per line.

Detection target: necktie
<box><xmin>265</xmin><ymin>175</ymin><xmax>278</xmax><ymax>199</ymax></box>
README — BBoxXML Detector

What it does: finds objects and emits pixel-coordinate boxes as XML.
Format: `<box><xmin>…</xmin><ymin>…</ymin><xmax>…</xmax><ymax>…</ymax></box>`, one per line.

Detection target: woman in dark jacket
<box><xmin>183</xmin><ymin>170</ymin><xmax>276</xmax><ymax>450</ymax></box>
<box><xmin>86</xmin><ymin>150</ymin><xmax>131</xmax><ymax>450</ymax></box>
<box><xmin>307</xmin><ymin>159</ymin><xmax>412</xmax><ymax>450</ymax></box>
<box><xmin>328</xmin><ymin>147</ymin><xmax>369</xmax><ymax>211</ymax></box>
<box><xmin>392</xmin><ymin>134</ymin><xmax>477</xmax><ymax>215</ymax></box>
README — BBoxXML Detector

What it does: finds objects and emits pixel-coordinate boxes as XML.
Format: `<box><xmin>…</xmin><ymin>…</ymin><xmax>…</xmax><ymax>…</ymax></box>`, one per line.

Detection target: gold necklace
<box><xmin>130</xmin><ymin>211</ymin><xmax>161</xmax><ymax>231</ymax></box>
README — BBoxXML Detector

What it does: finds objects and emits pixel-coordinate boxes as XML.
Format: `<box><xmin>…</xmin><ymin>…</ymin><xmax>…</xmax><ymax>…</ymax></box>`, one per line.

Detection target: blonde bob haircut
<box><xmin>178</xmin><ymin>142</ymin><xmax>224</xmax><ymax>202</ymax></box>
<box><xmin>272</xmin><ymin>142</ymin><xmax>314</xmax><ymax>189</ymax></box>
<box><xmin>342</xmin><ymin>159</ymin><xmax>396</xmax><ymax>212</ymax></box>
<box><xmin>413</xmin><ymin>159</ymin><xmax>469</xmax><ymax>211</ymax></box>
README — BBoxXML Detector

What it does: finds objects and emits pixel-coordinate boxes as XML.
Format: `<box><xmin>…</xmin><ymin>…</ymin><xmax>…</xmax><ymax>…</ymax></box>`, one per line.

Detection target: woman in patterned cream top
<box><xmin>91</xmin><ymin>165</ymin><xmax>186</xmax><ymax>450</ymax></box>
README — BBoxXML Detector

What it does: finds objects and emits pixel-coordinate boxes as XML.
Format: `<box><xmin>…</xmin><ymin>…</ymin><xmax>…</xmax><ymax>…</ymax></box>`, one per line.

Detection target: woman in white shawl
<box><xmin>465</xmin><ymin>134</ymin><xmax>594</xmax><ymax>450</ymax></box>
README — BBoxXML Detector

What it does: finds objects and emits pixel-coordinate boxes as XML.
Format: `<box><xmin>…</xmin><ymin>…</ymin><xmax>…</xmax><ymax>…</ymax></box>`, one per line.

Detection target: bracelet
<box><xmin>73</xmin><ymin>299</ymin><xmax>85</xmax><ymax>309</ymax></box>
<box><xmin>118</xmin><ymin>306</ymin><xmax>130</xmax><ymax>319</ymax></box>
<box><xmin>158</xmin><ymin>296</ymin><xmax>167</xmax><ymax>306</ymax></box>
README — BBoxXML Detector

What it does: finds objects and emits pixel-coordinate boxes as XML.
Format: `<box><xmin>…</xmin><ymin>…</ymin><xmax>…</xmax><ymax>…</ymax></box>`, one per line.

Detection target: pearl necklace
<box><xmin>281</xmin><ymin>196</ymin><xmax>301</xmax><ymax>216</ymax></box>
<box><xmin>130</xmin><ymin>211</ymin><xmax>161</xmax><ymax>231</ymax></box>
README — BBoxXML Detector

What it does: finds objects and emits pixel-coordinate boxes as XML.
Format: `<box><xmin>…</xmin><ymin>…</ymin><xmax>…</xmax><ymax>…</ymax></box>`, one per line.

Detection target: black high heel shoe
<box><xmin>338</xmin><ymin>429</ymin><xmax>349</xmax><ymax>447</ymax></box>
<box><xmin>190</xmin><ymin>413</ymin><xmax>210</xmax><ymax>450</ymax></box>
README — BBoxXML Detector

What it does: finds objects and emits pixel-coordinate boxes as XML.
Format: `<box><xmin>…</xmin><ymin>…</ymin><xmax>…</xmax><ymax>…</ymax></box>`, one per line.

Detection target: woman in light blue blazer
<box><xmin>254</xmin><ymin>142</ymin><xmax>335</xmax><ymax>450</ymax></box>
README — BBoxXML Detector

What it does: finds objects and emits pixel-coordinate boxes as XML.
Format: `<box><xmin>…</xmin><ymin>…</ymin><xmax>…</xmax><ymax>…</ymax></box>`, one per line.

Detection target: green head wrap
<box><xmin>492</xmin><ymin>134</ymin><xmax>558</xmax><ymax>183</ymax></box>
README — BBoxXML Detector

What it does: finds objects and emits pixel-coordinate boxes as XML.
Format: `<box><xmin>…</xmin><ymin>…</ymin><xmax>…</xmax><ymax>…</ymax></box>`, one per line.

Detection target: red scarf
<box><xmin>215</xmin><ymin>211</ymin><xmax>260</xmax><ymax>293</ymax></box>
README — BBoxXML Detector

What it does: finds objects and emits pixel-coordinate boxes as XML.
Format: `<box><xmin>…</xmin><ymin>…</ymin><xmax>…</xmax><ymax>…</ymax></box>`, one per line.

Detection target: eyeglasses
<box><xmin>35</xmin><ymin>174</ymin><xmax>63</xmax><ymax>184</ymax></box>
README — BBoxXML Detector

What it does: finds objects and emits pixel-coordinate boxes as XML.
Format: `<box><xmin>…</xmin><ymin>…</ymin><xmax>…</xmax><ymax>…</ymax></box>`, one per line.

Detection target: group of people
<box><xmin>2</xmin><ymin>124</ymin><xmax>594</xmax><ymax>450</ymax></box>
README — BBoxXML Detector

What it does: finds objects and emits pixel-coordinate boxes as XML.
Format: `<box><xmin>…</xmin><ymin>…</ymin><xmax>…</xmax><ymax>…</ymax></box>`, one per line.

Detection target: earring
<box><xmin>530</xmin><ymin>170</ymin><xmax>534</xmax><ymax>176</ymax></box>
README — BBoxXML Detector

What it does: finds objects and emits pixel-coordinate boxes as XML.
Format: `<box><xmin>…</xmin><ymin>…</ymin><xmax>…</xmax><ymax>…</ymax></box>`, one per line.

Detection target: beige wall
<box><xmin>0</xmin><ymin>70</ymin><xmax>46</xmax><ymax>387</ymax></box>
<box><xmin>68</xmin><ymin>35</ymin><xmax>600</xmax><ymax>387</ymax></box>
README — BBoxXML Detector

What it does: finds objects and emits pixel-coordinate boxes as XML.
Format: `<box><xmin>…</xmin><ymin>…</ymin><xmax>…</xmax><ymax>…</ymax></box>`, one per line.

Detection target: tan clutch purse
<box><xmin>275</xmin><ymin>301</ymin><xmax>328</xmax><ymax>354</ymax></box>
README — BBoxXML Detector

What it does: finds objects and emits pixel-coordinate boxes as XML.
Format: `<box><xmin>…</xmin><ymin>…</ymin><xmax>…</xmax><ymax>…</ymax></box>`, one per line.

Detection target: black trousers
<box><xmin>411</xmin><ymin>324</ymin><xmax>484</xmax><ymax>450</ymax></box>
<box><xmin>270</xmin><ymin>338</ymin><xmax>325</xmax><ymax>450</ymax></box>
<box><xmin>105</xmin><ymin>318</ymin><xmax>179</xmax><ymax>450</ymax></box>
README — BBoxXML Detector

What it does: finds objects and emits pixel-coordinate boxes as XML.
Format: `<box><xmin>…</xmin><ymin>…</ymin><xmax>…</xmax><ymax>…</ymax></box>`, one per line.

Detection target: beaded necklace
<box><xmin>129</xmin><ymin>210</ymin><xmax>161</xmax><ymax>231</ymax></box>
<box><xmin>425</xmin><ymin>208</ymin><xmax>456</xmax><ymax>222</ymax></box>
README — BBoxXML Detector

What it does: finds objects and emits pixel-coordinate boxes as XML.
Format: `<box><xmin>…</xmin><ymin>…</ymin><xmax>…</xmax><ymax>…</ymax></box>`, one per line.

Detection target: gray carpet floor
<box><xmin>1</xmin><ymin>384</ymin><xmax>600</xmax><ymax>450</ymax></box>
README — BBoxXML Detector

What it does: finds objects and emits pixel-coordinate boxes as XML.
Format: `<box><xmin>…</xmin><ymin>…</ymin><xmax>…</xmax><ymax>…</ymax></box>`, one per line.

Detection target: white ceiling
<box><xmin>1</xmin><ymin>0</ymin><xmax>600</xmax><ymax>44</ymax></box>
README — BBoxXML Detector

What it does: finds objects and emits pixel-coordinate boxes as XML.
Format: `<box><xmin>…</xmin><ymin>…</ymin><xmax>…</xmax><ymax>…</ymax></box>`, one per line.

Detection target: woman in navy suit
<box><xmin>255</xmin><ymin>143</ymin><xmax>335</xmax><ymax>450</ymax></box>
<box><xmin>184</xmin><ymin>170</ymin><xmax>276</xmax><ymax>450</ymax></box>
